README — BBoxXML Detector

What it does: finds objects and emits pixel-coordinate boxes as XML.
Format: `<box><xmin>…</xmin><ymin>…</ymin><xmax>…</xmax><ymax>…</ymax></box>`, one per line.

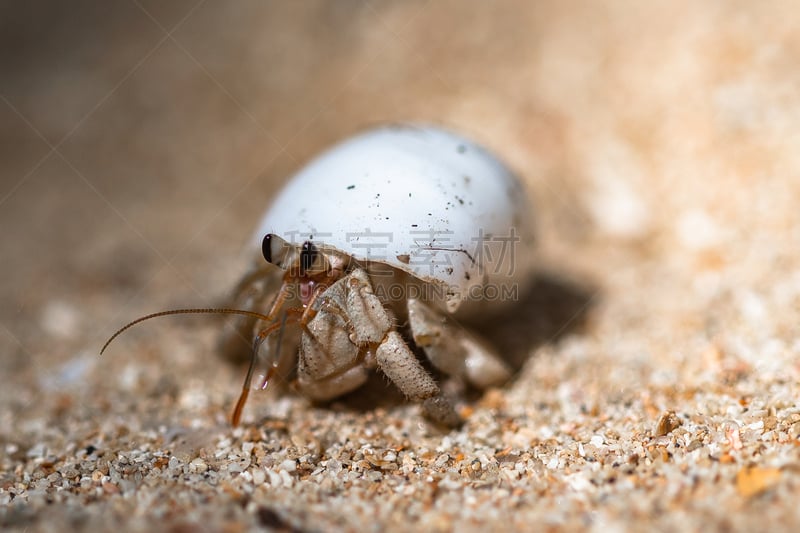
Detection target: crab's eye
<box><xmin>262</xmin><ymin>234</ymin><xmax>274</xmax><ymax>263</ymax></box>
<box><xmin>262</xmin><ymin>233</ymin><xmax>291</xmax><ymax>267</ymax></box>
<box><xmin>299</xmin><ymin>241</ymin><xmax>318</xmax><ymax>274</ymax></box>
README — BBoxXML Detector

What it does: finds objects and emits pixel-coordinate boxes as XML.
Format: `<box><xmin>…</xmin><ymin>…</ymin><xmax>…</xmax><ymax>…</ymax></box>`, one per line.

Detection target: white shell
<box><xmin>254</xmin><ymin>125</ymin><xmax>532</xmax><ymax>312</ymax></box>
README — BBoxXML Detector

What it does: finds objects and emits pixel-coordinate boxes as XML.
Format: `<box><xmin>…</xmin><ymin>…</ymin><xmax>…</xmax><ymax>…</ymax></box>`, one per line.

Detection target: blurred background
<box><xmin>2</xmin><ymin>0</ymin><xmax>799</xmax><ymax>452</ymax></box>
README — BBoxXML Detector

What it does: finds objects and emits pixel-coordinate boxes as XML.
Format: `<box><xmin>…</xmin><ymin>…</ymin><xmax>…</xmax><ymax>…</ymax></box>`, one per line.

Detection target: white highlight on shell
<box><xmin>254</xmin><ymin>124</ymin><xmax>533</xmax><ymax>311</ymax></box>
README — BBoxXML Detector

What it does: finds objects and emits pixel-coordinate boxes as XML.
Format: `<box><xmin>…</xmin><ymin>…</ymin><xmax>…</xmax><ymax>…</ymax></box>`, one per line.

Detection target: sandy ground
<box><xmin>2</xmin><ymin>1</ymin><xmax>800</xmax><ymax>531</ymax></box>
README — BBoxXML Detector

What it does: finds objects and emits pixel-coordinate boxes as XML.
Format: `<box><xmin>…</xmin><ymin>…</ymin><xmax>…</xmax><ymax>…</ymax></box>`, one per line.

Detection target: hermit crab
<box><xmin>103</xmin><ymin>125</ymin><xmax>532</xmax><ymax>427</ymax></box>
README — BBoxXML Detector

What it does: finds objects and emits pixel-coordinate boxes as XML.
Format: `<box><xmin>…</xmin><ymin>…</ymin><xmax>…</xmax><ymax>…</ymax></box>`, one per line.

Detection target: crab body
<box><xmin>221</xmin><ymin>125</ymin><xmax>532</xmax><ymax>426</ymax></box>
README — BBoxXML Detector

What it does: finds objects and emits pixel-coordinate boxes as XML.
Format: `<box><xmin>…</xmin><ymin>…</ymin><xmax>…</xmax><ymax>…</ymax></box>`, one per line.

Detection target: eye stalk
<box><xmin>262</xmin><ymin>233</ymin><xmax>274</xmax><ymax>264</ymax></box>
<box><xmin>262</xmin><ymin>233</ymin><xmax>292</xmax><ymax>268</ymax></box>
<box><xmin>261</xmin><ymin>234</ymin><xmax>329</xmax><ymax>276</ymax></box>
<box><xmin>299</xmin><ymin>241</ymin><xmax>317</xmax><ymax>275</ymax></box>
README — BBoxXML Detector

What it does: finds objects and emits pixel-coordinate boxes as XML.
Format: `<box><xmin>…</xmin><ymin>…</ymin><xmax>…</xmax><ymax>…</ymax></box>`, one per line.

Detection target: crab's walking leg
<box><xmin>231</xmin><ymin>319</ymin><xmax>285</xmax><ymax>426</ymax></box>
<box><xmin>407</xmin><ymin>298</ymin><xmax>511</xmax><ymax>389</ymax></box>
<box><xmin>345</xmin><ymin>271</ymin><xmax>461</xmax><ymax>427</ymax></box>
<box><xmin>375</xmin><ymin>331</ymin><xmax>461</xmax><ymax>427</ymax></box>
<box><xmin>231</xmin><ymin>304</ymin><xmax>306</xmax><ymax>426</ymax></box>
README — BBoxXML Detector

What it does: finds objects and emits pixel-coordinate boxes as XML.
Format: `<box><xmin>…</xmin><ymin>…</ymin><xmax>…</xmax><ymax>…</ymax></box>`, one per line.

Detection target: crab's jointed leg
<box><xmin>407</xmin><ymin>297</ymin><xmax>511</xmax><ymax>389</ymax></box>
